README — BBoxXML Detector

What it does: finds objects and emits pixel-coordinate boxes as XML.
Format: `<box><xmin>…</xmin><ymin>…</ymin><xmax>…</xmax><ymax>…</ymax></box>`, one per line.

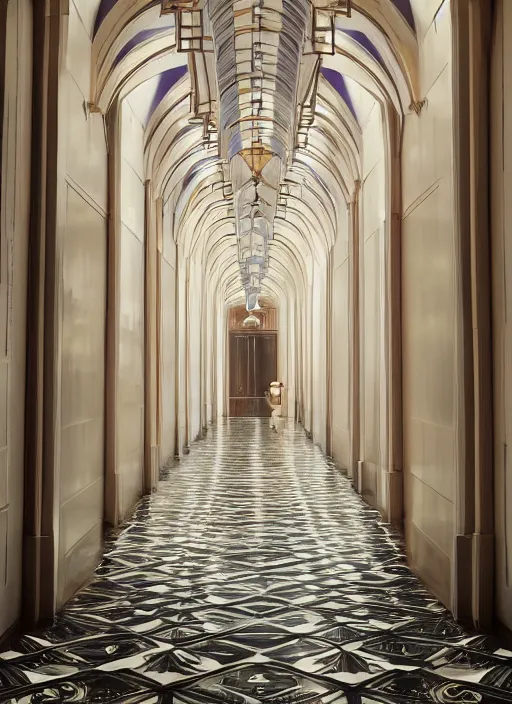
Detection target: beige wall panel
<box><xmin>114</xmin><ymin>100</ymin><xmax>147</xmax><ymax>519</ymax></box>
<box><xmin>176</xmin><ymin>260</ymin><xmax>188</xmax><ymax>450</ymax></box>
<box><xmin>406</xmin><ymin>417</ymin><xmax>454</xmax><ymax>503</ymax></box>
<box><xmin>61</xmin><ymin>479</ymin><xmax>103</xmax><ymax>556</ymax></box>
<box><xmin>65</xmin><ymin>74</ymin><xmax>107</xmax><ymax>213</ymax></box>
<box><xmin>61</xmin><ymin>523</ymin><xmax>103</xmax><ymax>604</ymax></box>
<box><xmin>189</xmin><ymin>331</ymin><xmax>202</xmax><ymax>441</ymax></box>
<box><xmin>54</xmin><ymin>4</ymin><xmax>108</xmax><ymax>607</ymax></box>
<box><xmin>0</xmin><ymin>363</ymin><xmax>7</xmax><ymax>451</ymax></box>
<box><xmin>333</xmin><ymin>235</ymin><xmax>348</xmax><ymax>269</ymax></box>
<box><xmin>408</xmin><ymin>473</ymin><xmax>454</xmax><ymax>558</ymax></box>
<box><xmin>160</xmin><ymin>259</ymin><xmax>176</xmax><ymax>462</ymax></box>
<box><xmin>61</xmin><ymin>419</ymin><xmax>104</xmax><ymax>504</ymax></box>
<box><xmin>0</xmin><ymin>448</ymin><xmax>7</xmax><ymax>509</ymax></box>
<box><xmin>401</xmin><ymin>8</ymin><xmax>455</xmax><ymax>608</ymax></box>
<box><xmin>406</xmin><ymin>521</ymin><xmax>451</xmax><ymax>607</ymax></box>
<box><xmin>117</xmin><ymin>405</ymin><xmax>145</xmax><ymax>513</ymax></box>
<box><xmin>355</xmin><ymin>96</ymin><xmax>387</xmax><ymax>511</ymax></box>
<box><xmin>117</xmin><ymin>224</ymin><xmax>145</xmax><ymax>519</ymax></box>
<box><xmin>362</xmin><ymin>104</ymin><xmax>384</xmax><ymax>179</ymax></box>
<box><xmin>120</xmin><ymin>101</ymin><xmax>146</xmax><ymax>249</ymax></box>
<box><xmin>362</xmin><ymin>230</ymin><xmax>381</xmax><ymax>467</ymax></box>
<box><xmin>311</xmin><ymin>264</ymin><xmax>327</xmax><ymax>452</ymax></box>
<box><xmin>402</xmin><ymin>66</ymin><xmax>453</xmax><ymax>212</ymax></box>
<box><xmin>0</xmin><ymin>0</ymin><xmax>32</xmax><ymax>637</ymax></box>
<box><xmin>72</xmin><ymin>0</ymin><xmax>102</xmax><ymax>39</ymax></box>
<box><xmin>362</xmin><ymin>165</ymin><xmax>385</xmax><ymax>242</ymax></box>
<box><xmin>59</xmin><ymin>186</ymin><xmax>106</xmax><ymax>603</ymax></box>
<box><xmin>187</xmin><ymin>263</ymin><xmax>202</xmax><ymax>443</ymax></box>
<box><xmin>402</xmin><ymin>185</ymin><xmax>455</xmax><ymax>428</ymax></box>
<box><xmin>66</xmin><ymin>0</ymin><xmax>92</xmax><ymax>101</ymax></box>
<box><xmin>61</xmin><ymin>194</ymin><xmax>107</xmax><ymax>429</ymax></box>
<box><xmin>331</xmin><ymin>258</ymin><xmax>350</xmax><ymax>469</ymax></box>
<box><xmin>163</xmin><ymin>202</ymin><xmax>177</xmax><ymax>267</ymax></box>
<box><xmin>492</xmin><ymin>0</ymin><xmax>512</xmax><ymax>630</ymax></box>
<box><xmin>418</xmin><ymin>2</ymin><xmax>451</xmax><ymax>97</ymax></box>
<box><xmin>410</xmin><ymin>0</ymin><xmax>449</xmax><ymax>42</ymax></box>
<box><xmin>0</xmin><ymin>509</ymin><xmax>7</xmax><ymax>592</ymax></box>
<box><xmin>120</xmin><ymin>163</ymin><xmax>145</xmax><ymax>243</ymax></box>
<box><xmin>280</xmin><ymin>298</ymin><xmax>290</xmax><ymax>420</ymax></box>
<box><xmin>123</xmin><ymin>99</ymin><xmax>146</xmax><ymax>180</ymax></box>
<box><xmin>345</xmin><ymin>76</ymin><xmax>375</xmax><ymax>130</ymax></box>
<box><xmin>503</xmin><ymin>0</ymin><xmax>512</xmax><ymax>625</ymax></box>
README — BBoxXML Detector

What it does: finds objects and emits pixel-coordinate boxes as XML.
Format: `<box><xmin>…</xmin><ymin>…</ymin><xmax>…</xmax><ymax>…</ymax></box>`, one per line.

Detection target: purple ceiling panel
<box><xmin>113</xmin><ymin>28</ymin><xmax>168</xmax><ymax>69</ymax></box>
<box><xmin>146</xmin><ymin>65</ymin><xmax>188</xmax><ymax>123</ymax></box>
<box><xmin>94</xmin><ymin>0</ymin><xmax>119</xmax><ymax>36</ymax></box>
<box><xmin>391</xmin><ymin>0</ymin><xmax>416</xmax><ymax>32</ymax></box>
<box><xmin>320</xmin><ymin>67</ymin><xmax>358</xmax><ymax>123</ymax></box>
<box><xmin>341</xmin><ymin>29</ymin><xmax>384</xmax><ymax>67</ymax></box>
<box><xmin>183</xmin><ymin>155</ymin><xmax>219</xmax><ymax>191</ymax></box>
<box><xmin>94</xmin><ymin>0</ymin><xmax>160</xmax><ymax>37</ymax></box>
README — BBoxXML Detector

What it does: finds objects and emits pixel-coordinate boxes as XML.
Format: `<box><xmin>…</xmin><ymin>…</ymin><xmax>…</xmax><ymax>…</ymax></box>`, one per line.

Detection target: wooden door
<box><xmin>229</xmin><ymin>332</ymin><xmax>277</xmax><ymax>417</ymax></box>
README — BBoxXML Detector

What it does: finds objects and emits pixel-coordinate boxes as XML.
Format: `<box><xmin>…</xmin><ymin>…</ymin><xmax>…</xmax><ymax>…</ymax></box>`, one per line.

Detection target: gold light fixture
<box><xmin>243</xmin><ymin>314</ymin><xmax>261</xmax><ymax>329</ymax></box>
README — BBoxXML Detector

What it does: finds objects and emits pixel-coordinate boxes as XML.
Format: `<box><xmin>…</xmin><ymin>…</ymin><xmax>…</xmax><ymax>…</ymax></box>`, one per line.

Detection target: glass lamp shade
<box><xmin>269</xmin><ymin>382</ymin><xmax>283</xmax><ymax>405</ymax></box>
<box><xmin>242</xmin><ymin>314</ymin><xmax>261</xmax><ymax>328</ymax></box>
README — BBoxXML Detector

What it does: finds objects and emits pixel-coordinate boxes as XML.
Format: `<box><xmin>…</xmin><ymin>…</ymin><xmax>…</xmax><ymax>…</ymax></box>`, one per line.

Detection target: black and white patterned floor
<box><xmin>1</xmin><ymin>419</ymin><xmax>512</xmax><ymax>703</ymax></box>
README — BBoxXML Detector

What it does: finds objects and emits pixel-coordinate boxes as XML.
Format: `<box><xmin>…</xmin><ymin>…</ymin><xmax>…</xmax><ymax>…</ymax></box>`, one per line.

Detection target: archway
<box><xmin>228</xmin><ymin>300</ymin><xmax>278</xmax><ymax>418</ymax></box>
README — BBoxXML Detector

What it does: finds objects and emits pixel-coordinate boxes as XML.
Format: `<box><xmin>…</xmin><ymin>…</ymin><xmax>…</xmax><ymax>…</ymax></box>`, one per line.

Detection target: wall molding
<box><xmin>65</xmin><ymin>176</ymin><xmax>107</xmax><ymax>219</ymax></box>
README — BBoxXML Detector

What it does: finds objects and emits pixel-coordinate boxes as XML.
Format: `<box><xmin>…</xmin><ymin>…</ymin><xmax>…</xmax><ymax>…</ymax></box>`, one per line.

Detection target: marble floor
<box><xmin>1</xmin><ymin>419</ymin><xmax>512</xmax><ymax>703</ymax></box>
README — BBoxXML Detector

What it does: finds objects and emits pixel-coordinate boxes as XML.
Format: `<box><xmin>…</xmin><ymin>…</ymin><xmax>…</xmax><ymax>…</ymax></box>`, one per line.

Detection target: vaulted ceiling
<box><xmin>89</xmin><ymin>0</ymin><xmax>421</xmax><ymax>310</ymax></box>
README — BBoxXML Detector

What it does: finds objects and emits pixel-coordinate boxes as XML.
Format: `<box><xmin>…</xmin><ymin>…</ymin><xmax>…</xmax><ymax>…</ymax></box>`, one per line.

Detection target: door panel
<box><xmin>229</xmin><ymin>333</ymin><xmax>277</xmax><ymax>417</ymax></box>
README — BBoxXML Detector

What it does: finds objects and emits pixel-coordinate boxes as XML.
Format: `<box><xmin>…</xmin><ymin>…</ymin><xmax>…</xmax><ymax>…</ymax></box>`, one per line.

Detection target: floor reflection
<box><xmin>1</xmin><ymin>419</ymin><xmax>511</xmax><ymax>703</ymax></box>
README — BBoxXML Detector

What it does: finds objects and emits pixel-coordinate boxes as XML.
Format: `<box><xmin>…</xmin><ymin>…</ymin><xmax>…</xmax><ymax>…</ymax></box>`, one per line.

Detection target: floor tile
<box><xmin>1</xmin><ymin>419</ymin><xmax>511</xmax><ymax>703</ymax></box>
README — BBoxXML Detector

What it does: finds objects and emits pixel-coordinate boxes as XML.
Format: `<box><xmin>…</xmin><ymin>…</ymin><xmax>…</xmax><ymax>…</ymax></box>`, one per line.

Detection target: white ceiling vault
<box><xmin>90</xmin><ymin>0</ymin><xmax>421</xmax><ymax>311</ymax></box>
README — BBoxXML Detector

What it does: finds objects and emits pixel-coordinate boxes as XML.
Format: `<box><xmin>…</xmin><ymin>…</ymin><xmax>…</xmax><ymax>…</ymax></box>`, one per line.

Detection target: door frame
<box><xmin>227</xmin><ymin>329</ymin><xmax>278</xmax><ymax>417</ymax></box>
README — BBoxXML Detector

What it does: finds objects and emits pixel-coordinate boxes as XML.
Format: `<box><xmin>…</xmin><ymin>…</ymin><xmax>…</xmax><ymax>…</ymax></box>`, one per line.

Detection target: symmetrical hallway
<box><xmin>1</xmin><ymin>420</ymin><xmax>511</xmax><ymax>703</ymax></box>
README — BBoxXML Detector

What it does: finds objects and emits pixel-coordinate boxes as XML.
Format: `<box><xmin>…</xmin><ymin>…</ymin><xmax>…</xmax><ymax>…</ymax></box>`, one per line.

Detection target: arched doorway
<box><xmin>228</xmin><ymin>300</ymin><xmax>278</xmax><ymax>417</ymax></box>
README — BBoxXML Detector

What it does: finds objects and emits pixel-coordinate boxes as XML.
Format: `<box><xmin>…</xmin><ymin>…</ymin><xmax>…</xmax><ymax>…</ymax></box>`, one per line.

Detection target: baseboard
<box><xmin>387</xmin><ymin>470</ymin><xmax>403</xmax><ymax>526</ymax></box>
<box><xmin>495</xmin><ymin>619</ymin><xmax>512</xmax><ymax>648</ymax></box>
<box><xmin>472</xmin><ymin>533</ymin><xmax>494</xmax><ymax>632</ymax></box>
<box><xmin>453</xmin><ymin>533</ymin><xmax>495</xmax><ymax>631</ymax></box>
<box><xmin>150</xmin><ymin>444</ymin><xmax>160</xmax><ymax>493</ymax></box>
<box><xmin>454</xmin><ymin>534</ymin><xmax>473</xmax><ymax>626</ymax></box>
<box><xmin>357</xmin><ymin>460</ymin><xmax>363</xmax><ymax>493</ymax></box>
<box><xmin>407</xmin><ymin>521</ymin><xmax>452</xmax><ymax>609</ymax></box>
<box><xmin>358</xmin><ymin>461</ymin><xmax>386</xmax><ymax>518</ymax></box>
<box><xmin>0</xmin><ymin>620</ymin><xmax>19</xmax><ymax>651</ymax></box>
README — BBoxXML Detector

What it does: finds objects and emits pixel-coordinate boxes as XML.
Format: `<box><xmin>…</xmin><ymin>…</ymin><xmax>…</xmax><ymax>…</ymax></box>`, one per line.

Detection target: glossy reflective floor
<box><xmin>2</xmin><ymin>419</ymin><xmax>512</xmax><ymax>703</ymax></box>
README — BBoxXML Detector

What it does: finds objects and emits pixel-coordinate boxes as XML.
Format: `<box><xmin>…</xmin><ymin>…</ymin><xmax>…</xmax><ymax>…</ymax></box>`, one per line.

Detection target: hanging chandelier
<box><xmin>162</xmin><ymin>0</ymin><xmax>352</xmax><ymax>310</ymax></box>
